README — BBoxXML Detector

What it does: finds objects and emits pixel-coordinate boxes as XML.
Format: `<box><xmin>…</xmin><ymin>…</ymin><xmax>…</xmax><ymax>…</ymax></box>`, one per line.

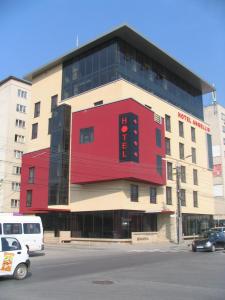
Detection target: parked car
<box><xmin>192</xmin><ymin>230</ymin><xmax>225</xmax><ymax>252</ymax></box>
<box><xmin>0</xmin><ymin>236</ymin><xmax>30</xmax><ymax>280</ymax></box>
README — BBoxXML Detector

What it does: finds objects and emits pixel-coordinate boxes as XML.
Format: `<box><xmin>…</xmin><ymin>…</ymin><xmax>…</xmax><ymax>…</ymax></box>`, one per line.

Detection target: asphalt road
<box><xmin>0</xmin><ymin>245</ymin><xmax>225</xmax><ymax>300</ymax></box>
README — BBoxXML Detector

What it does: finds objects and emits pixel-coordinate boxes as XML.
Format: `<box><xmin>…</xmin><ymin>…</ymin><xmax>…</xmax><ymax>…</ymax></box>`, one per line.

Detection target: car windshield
<box><xmin>202</xmin><ymin>230</ymin><xmax>217</xmax><ymax>238</ymax></box>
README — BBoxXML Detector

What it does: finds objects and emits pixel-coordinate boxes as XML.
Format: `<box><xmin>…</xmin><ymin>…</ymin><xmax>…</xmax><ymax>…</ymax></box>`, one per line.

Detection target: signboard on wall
<box><xmin>213</xmin><ymin>164</ymin><xmax>222</xmax><ymax>177</ymax></box>
<box><xmin>119</xmin><ymin>113</ymin><xmax>139</xmax><ymax>162</ymax></box>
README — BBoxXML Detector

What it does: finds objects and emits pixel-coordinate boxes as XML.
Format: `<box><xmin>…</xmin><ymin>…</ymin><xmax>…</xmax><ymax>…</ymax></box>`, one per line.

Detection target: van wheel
<box><xmin>211</xmin><ymin>245</ymin><xmax>216</xmax><ymax>252</ymax></box>
<box><xmin>13</xmin><ymin>263</ymin><xmax>28</xmax><ymax>280</ymax></box>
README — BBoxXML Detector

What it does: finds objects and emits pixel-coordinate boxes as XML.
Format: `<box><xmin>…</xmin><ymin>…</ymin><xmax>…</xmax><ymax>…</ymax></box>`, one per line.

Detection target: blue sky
<box><xmin>0</xmin><ymin>0</ymin><xmax>224</xmax><ymax>106</ymax></box>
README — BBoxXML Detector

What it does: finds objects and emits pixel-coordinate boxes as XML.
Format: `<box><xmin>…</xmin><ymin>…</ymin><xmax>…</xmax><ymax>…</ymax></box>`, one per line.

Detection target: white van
<box><xmin>0</xmin><ymin>215</ymin><xmax>44</xmax><ymax>253</ymax></box>
<box><xmin>0</xmin><ymin>236</ymin><xmax>30</xmax><ymax>280</ymax></box>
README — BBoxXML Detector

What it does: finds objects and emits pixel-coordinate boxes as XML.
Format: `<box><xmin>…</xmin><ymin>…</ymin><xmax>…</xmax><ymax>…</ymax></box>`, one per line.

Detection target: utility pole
<box><xmin>176</xmin><ymin>165</ymin><xmax>182</xmax><ymax>244</ymax></box>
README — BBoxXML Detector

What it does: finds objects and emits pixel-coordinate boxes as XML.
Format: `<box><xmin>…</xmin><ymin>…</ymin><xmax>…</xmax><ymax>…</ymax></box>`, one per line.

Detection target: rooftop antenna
<box><xmin>76</xmin><ymin>35</ymin><xmax>79</xmax><ymax>48</ymax></box>
<box><xmin>212</xmin><ymin>84</ymin><xmax>217</xmax><ymax>115</ymax></box>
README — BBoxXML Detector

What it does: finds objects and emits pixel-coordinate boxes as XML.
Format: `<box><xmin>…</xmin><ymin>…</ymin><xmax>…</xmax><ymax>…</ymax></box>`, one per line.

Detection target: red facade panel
<box><xmin>20</xmin><ymin>148</ymin><xmax>50</xmax><ymax>213</ymax></box>
<box><xmin>70</xmin><ymin>98</ymin><xmax>166</xmax><ymax>185</ymax></box>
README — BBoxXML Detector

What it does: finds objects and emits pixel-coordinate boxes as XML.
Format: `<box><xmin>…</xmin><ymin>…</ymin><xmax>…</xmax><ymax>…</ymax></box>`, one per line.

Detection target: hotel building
<box><xmin>20</xmin><ymin>25</ymin><xmax>215</xmax><ymax>242</ymax></box>
<box><xmin>0</xmin><ymin>76</ymin><xmax>31</xmax><ymax>213</ymax></box>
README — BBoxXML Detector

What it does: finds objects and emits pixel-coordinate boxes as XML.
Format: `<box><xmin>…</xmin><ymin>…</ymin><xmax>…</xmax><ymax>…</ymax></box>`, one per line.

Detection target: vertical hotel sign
<box><xmin>119</xmin><ymin>113</ymin><xmax>139</xmax><ymax>162</ymax></box>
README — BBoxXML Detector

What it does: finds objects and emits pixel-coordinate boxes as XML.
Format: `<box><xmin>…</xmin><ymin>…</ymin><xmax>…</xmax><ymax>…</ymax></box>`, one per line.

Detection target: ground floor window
<box><xmin>40</xmin><ymin>210</ymin><xmax>158</xmax><ymax>239</ymax></box>
<box><xmin>182</xmin><ymin>214</ymin><xmax>213</xmax><ymax>236</ymax></box>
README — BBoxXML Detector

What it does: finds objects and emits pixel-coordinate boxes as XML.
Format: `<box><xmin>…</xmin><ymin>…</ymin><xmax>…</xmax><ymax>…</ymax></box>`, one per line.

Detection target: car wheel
<box><xmin>211</xmin><ymin>245</ymin><xmax>216</xmax><ymax>252</ymax></box>
<box><xmin>13</xmin><ymin>263</ymin><xmax>28</xmax><ymax>280</ymax></box>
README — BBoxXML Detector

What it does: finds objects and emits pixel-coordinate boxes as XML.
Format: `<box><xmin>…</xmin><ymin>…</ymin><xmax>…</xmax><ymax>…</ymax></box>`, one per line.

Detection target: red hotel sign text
<box><xmin>178</xmin><ymin>112</ymin><xmax>210</xmax><ymax>132</ymax></box>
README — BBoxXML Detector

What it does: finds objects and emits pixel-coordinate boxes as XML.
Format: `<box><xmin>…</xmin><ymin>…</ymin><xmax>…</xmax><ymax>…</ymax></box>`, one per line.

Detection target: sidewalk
<box><xmin>45</xmin><ymin>240</ymin><xmax>191</xmax><ymax>252</ymax></box>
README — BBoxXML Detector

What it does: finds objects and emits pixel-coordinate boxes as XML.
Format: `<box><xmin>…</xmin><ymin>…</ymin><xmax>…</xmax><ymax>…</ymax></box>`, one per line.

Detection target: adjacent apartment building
<box><xmin>0</xmin><ymin>76</ymin><xmax>31</xmax><ymax>213</ymax></box>
<box><xmin>20</xmin><ymin>25</ymin><xmax>215</xmax><ymax>242</ymax></box>
<box><xmin>204</xmin><ymin>103</ymin><xmax>225</xmax><ymax>225</ymax></box>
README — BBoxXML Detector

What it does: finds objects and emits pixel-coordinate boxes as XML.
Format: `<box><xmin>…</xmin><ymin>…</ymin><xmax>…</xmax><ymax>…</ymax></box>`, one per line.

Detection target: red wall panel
<box><xmin>20</xmin><ymin>148</ymin><xmax>50</xmax><ymax>213</ymax></box>
<box><xmin>70</xmin><ymin>98</ymin><xmax>166</xmax><ymax>185</ymax></box>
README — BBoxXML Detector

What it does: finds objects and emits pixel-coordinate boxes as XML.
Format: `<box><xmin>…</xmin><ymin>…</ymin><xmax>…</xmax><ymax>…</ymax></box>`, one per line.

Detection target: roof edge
<box><xmin>0</xmin><ymin>75</ymin><xmax>31</xmax><ymax>87</ymax></box>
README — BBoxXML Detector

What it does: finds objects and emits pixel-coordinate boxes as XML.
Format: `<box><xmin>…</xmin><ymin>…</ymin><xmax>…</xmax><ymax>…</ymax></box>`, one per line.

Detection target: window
<box><xmin>15</xmin><ymin>134</ymin><xmax>25</xmax><ymax>143</ymax></box>
<box><xmin>48</xmin><ymin>118</ymin><xmax>52</xmax><ymax>135</ymax></box>
<box><xmin>51</xmin><ymin>95</ymin><xmax>58</xmax><ymax>111</ymax></box>
<box><xmin>130</xmin><ymin>184</ymin><xmax>138</xmax><ymax>202</ymax></box>
<box><xmin>179</xmin><ymin>143</ymin><xmax>184</xmax><ymax>160</ymax></box>
<box><xmin>156</xmin><ymin>128</ymin><xmax>161</xmax><ymax>147</ymax></box>
<box><xmin>150</xmin><ymin>187</ymin><xmax>157</xmax><ymax>204</ymax></box>
<box><xmin>32</xmin><ymin>123</ymin><xmax>38</xmax><ymax>139</ymax></box>
<box><xmin>28</xmin><ymin>167</ymin><xmax>35</xmax><ymax>183</ymax></box>
<box><xmin>11</xmin><ymin>199</ymin><xmax>20</xmax><ymax>208</ymax></box>
<box><xmin>34</xmin><ymin>102</ymin><xmax>40</xmax><ymax>118</ymax></box>
<box><xmin>166</xmin><ymin>187</ymin><xmax>172</xmax><ymax>205</ymax></box>
<box><xmin>193</xmin><ymin>169</ymin><xmax>198</xmax><ymax>185</ymax></box>
<box><xmin>191</xmin><ymin>127</ymin><xmax>196</xmax><ymax>142</ymax></box>
<box><xmin>3</xmin><ymin>224</ymin><xmax>22</xmax><ymax>235</ymax></box>
<box><xmin>16</xmin><ymin>104</ymin><xmax>26</xmax><ymax>113</ymax></box>
<box><xmin>193</xmin><ymin>191</ymin><xmax>198</xmax><ymax>207</ymax></box>
<box><xmin>80</xmin><ymin>127</ymin><xmax>94</xmax><ymax>144</ymax></box>
<box><xmin>13</xmin><ymin>166</ymin><xmax>21</xmax><ymax>175</ymax></box>
<box><xmin>165</xmin><ymin>137</ymin><xmax>171</xmax><ymax>155</ymax></box>
<box><xmin>167</xmin><ymin>162</ymin><xmax>173</xmax><ymax>180</ymax></box>
<box><xmin>179</xmin><ymin>121</ymin><xmax>184</xmax><ymax>137</ymax></box>
<box><xmin>180</xmin><ymin>189</ymin><xmax>186</xmax><ymax>206</ymax></box>
<box><xmin>221</xmin><ymin>113</ymin><xmax>225</xmax><ymax>121</ymax></box>
<box><xmin>12</xmin><ymin>182</ymin><xmax>20</xmax><ymax>191</ymax></box>
<box><xmin>165</xmin><ymin>115</ymin><xmax>171</xmax><ymax>132</ymax></box>
<box><xmin>23</xmin><ymin>223</ymin><xmax>40</xmax><ymax>234</ymax></box>
<box><xmin>191</xmin><ymin>147</ymin><xmax>196</xmax><ymax>163</ymax></box>
<box><xmin>26</xmin><ymin>190</ymin><xmax>32</xmax><ymax>207</ymax></box>
<box><xmin>15</xmin><ymin>119</ymin><xmax>25</xmax><ymax>128</ymax></box>
<box><xmin>14</xmin><ymin>150</ymin><xmax>23</xmax><ymax>159</ymax></box>
<box><xmin>18</xmin><ymin>89</ymin><xmax>27</xmax><ymax>99</ymax></box>
<box><xmin>156</xmin><ymin>155</ymin><xmax>162</xmax><ymax>175</ymax></box>
<box><xmin>223</xmin><ymin>126</ymin><xmax>225</xmax><ymax>133</ymax></box>
<box><xmin>180</xmin><ymin>166</ymin><xmax>186</xmax><ymax>183</ymax></box>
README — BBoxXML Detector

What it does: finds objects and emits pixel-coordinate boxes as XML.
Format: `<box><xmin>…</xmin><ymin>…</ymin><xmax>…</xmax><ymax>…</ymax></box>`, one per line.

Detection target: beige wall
<box><xmin>30</xmin><ymin>67</ymin><xmax>215</xmax><ymax>217</ymax></box>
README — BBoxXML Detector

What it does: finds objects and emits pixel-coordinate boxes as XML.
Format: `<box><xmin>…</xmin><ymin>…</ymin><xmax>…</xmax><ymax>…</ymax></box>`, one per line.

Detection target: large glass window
<box><xmin>62</xmin><ymin>39</ymin><xmax>204</xmax><ymax>120</ymax></box>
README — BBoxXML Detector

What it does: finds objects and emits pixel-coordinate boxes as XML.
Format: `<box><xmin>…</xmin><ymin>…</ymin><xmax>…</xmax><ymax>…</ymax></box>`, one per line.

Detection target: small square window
<box><xmin>80</xmin><ymin>127</ymin><xmax>94</xmax><ymax>144</ymax></box>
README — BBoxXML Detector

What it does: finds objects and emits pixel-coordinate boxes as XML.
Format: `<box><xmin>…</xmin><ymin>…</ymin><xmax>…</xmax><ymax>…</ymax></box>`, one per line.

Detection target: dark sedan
<box><xmin>192</xmin><ymin>230</ymin><xmax>225</xmax><ymax>252</ymax></box>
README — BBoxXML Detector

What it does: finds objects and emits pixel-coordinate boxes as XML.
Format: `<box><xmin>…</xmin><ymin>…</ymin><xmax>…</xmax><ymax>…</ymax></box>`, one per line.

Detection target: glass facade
<box><xmin>182</xmin><ymin>214</ymin><xmax>213</xmax><ymax>236</ymax></box>
<box><xmin>48</xmin><ymin>104</ymin><xmax>71</xmax><ymax>205</ymax></box>
<box><xmin>41</xmin><ymin>211</ymin><xmax>158</xmax><ymax>239</ymax></box>
<box><xmin>62</xmin><ymin>39</ymin><xmax>204</xmax><ymax>119</ymax></box>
